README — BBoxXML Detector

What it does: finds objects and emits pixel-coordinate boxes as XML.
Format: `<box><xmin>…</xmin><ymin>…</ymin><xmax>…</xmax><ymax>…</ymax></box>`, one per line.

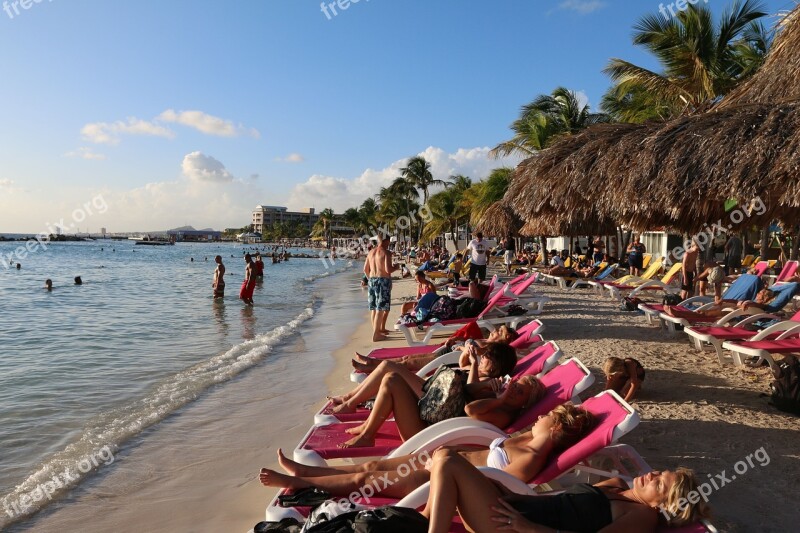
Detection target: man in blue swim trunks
<box><xmin>364</xmin><ymin>235</ymin><xmax>398</xmax><ymax>341</ymax></box>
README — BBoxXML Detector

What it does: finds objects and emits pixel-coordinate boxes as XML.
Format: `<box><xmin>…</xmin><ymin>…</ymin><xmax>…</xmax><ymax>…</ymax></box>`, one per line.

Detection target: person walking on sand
<box><xmin>213</xmin><ymin>255</ymin><xmax>225</xmax><ymax>299</ymax></box>
<box><xmin>364</xmin><ymin>235</ymin><xmax>398</xmax><ymax>341</ymax></box>
<box><xmin>239</xmin><ymin>254</ymin><xmax>256</xmax><ymax>305</ymax></box>
<box><xmin>466</xmin><ymin>231</ymin><xmax>488</xmax><ymax>281</ymax></box>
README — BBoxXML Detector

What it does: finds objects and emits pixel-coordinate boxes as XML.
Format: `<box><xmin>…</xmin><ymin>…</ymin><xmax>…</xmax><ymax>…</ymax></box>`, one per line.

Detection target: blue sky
<box><xmin>0</xmin><ymin>0</ymin><xmax>793</xmax><ymax>232</ymax></box>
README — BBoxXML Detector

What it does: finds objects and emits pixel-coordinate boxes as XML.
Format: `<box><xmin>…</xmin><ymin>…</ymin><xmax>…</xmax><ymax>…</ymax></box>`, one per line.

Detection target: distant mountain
<box><xmin>167</xmin><ymin>225</ymin><xmax>219</xmax><ymax>232</ymax></box>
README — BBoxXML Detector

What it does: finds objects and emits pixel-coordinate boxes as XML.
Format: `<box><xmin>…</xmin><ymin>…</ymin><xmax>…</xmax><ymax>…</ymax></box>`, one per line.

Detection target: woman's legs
<box><xmin>423</xmin><ymin>449</ymin><xmax>505</xmax><ymax>533</ymax></box>
<box><xmin>340</xmin><ymin>372</ymin><xmax>428</xmax><ymax>447</ymax></box>
<box><xmin>333</xmin><ymin>361</ymin><xmax>425</xmax><ymax>414</ymax></box>
<box><xmin>260</xmin><ymin>467</ymin><xmax>430</xmax><ymax>499</ymax></box>
<box><xmin>277</xmin><ymin>448</ymin><xmax>425</xmax><ymax>477</ymax></box>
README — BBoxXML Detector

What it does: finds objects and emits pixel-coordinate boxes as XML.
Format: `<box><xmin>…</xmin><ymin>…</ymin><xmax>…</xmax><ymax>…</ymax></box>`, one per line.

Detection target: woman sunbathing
<box><xmin>260</xmin><ymin>404</ymin><xmax>596</xmax><ymax>500</ymax></box>
<box><xmin>664</xmin><ymin>286</ymin><xmax>779</xmax><ymax>320</ymax></box>
<box><xmin>330</xmin><ymin>343</ymin><xmax>518</xmax><ymax>447</ymax></box>
<box><xmin>420</xmin><ymin>449</ymin><xmax>710</xmax><ymax>533</ymax></box>
<box><xmin>351</xmin><ymin>324</ymin><xmax>520</xmax><ymax>374</ymax></box>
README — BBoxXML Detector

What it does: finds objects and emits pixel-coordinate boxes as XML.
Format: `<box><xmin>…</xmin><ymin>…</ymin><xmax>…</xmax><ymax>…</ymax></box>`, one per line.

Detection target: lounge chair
<box><xmin>608</xmin><ymin>262</ymin><xmax>683</xmax><ymax>301</ymax></box>
<box><xmin>317</xmin><ymin>340</ymin><xmax>564</xmax><ymax>426</ymax></box>
<box><xmin>568</xmin><ymin>263</ymin><xmax>619</xmax><ymax>291</ymax></box>
<box><xmin>684</xmin><ymin>309</ymin><xmax>800</xmax><ymax>365</ymax></box>
<box><xmin>654</xmin><ymin>280</ymin><xmax>800</xmax><ymax>335</ymax></box>
<box><xmin>392</xmin><ymin>388</ymin><xmax>640</xmax><ymax>508</ymax></box>
<box><xmin>722</xmin><ymin>335</ymin><xmax>800</xmax><ymax>371</ymax></box>
<box><xmin>588</xmin><ymin>258</ymin><xmax>664</xmax><ymax>295</ymax></box>
<box><xmin>638</xmin><ymin>274</ymin><xmax>763</xmax><ymax>331</ymax></box>
<box><xmin>540</xmin><ymin>262</ymin><xmax>607</xmax><ymax>290</ymax></box>
<box><xmin>296</xmin><ymin>354</ymin><xmax>587</xmax><ymax>467</ymax></box>
<box><xmin>396</xmin><ymin>284</ymin><xmax>536</xmax><ymax>346</ymax></box>
<box><xmin>765</xmin><ymin>260</ymin><xmax>799</xmax><ymax>286</ymax></box>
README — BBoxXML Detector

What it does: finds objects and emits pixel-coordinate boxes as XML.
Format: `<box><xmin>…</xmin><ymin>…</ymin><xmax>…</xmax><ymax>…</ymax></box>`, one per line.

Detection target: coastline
<box><xmin>12</xmin><ymin>269</ymin><xmax>370</xmax><ymax>533</ymax></box>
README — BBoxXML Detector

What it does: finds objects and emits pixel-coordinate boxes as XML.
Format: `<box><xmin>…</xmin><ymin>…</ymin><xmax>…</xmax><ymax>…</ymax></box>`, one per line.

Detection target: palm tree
<box><xmin>342</xmin><ymin>207</ymin><xmax>363</xmax><ymax>235</ymax></box>
<box><xmin>400</xmin><ymin>156</ymin><xmax>449</xmax><ymax>205</ymax></box>
<box><xmin>422</xmin><ymin>187</ymin><xmax>470</xmax><ymax>243</ymax></box>
<box><xmin>312</xmin><ymin>208</ymin><xmax>335</xmax><ymax>248</ymax></box>
<box><xmin>602</xmin><ymin>0</ymin><xmax>771</xmax><ymax>122</ymax></box>
<box><xmin>358</xmin><ymin>198</ymin><xmax>379</xmax><ymax>229</ymax></box>
<box><xmin>462</xmin><ymin>168</ymin><xmax>514</xmax><ymax>225</ymax></box>
<box><xmin>490</xmin><ymin>87</ymin><xmax>610</xmax><ymax>158</ymax></box>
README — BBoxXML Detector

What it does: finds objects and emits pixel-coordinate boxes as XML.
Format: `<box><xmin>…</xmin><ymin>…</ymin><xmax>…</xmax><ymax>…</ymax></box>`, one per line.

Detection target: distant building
<box><xmin>252</xmin><ymin>205</ymin><xmax>319</xmax><ymax>233</ymax></box>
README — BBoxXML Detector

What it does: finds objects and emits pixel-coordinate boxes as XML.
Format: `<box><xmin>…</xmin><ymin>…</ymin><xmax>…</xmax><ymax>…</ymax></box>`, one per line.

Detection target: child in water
<box><xmin>603</xmin><ymin>356</ymin><xmax>645</xmax><ymax>402</ymax></box>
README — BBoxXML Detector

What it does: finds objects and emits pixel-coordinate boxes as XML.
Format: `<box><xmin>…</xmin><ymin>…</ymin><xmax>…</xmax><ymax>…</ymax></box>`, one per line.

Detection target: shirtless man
<box><xmin>364</xmin><ymin>235</ymin><xmax>398</xmax><ymax>341</ymax></box>
<box><xmin>212</xmin><ymin>255</ymin><xmax>225</xmax><ymax>299</ymax></box>
<box><xmin>680</xmin><ymin>240</ymin><xmax>700</xmax><ymax>300</ymax></box>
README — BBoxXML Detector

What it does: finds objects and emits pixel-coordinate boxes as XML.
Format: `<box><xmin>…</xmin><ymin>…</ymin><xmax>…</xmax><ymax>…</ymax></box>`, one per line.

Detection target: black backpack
<box><xmin>455</xmin><ymin>297</ymin><xmax>487</xmax><ymax>319</ymax></box>
<box><xmin>769</xmin><ymin>356</ymin><xmax>800</xmax><ymax>415</ymax></box>
<box><xmin>620</xmin><ymin>296</ymin><xmax>642</xmax><ymax>312</ymax></box>
<box><xmin>305</xmin><ymin>506</ymin><xmax>428</xmax><ymax>533</ymax></box>
<box><xmin>662</xmin><ymin>293</ymin><xmax>682</xmax><ymax>306</ymax></box>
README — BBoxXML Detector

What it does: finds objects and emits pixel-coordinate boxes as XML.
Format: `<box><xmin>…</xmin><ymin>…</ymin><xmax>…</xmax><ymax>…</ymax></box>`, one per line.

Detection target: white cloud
<box><xmin>181</xmin><ymin>151</ymin><xmax>235</xmax><ymax>182</ymax></box>
<box><xmin>275</xmin><ymin>153</ymin><xmax>305</xmax><ymax>163</ymax></box>
<box><xmin>286</xmin><ymin>146</ymin><xmax>521</xmax><ymax>212</ymax></box>
<box><xmin>81</xmin><ymin>118</ymin><xmax>175</xmax><ymax>145</ymax></box>
<box><xmin>0</xmin><ymin>178</ymin><xmax>14</xmax><ymax>187</ymax></box>
<box><xmin>556</xmin><ymin>0</ymin><xmax>606</xmax><ymax>14</ymax></box>
<box><xmin>158</xmin><ymin>109</ymin><xmax>260</xmax><ymax>138</ymax></box>
<box><xmin>64</xmin><ymin>147</ymin><xmax>106</xmax><ymax>160</ymax></box>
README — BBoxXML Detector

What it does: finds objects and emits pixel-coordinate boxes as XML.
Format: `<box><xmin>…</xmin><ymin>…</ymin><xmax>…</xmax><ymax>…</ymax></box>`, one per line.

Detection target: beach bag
<box><xmin>620</xmin><ymin>296</ymin><xmax>642</xmax><ymax>312</ymax></box>
<box><xmin>769</xmin><ymin>356</ymin><xmax>800</xmax><ymax>415</ymax></box>
<box><xmin>662</xmin><ymin>293</ymin><xmax>682</xmax><ymax>306</ymax></box>
<box><xmin>417</xmin><ymin>366</ymin><xmax>467</xmax><ymax>425</ymax></box>
<box><xmin>305</xmin><ymin>507</ymin><xmax>427</xmax><ymax>533</ymax></box>
<box><xmin>254</xmin><ymin>518</ymin><xmax>302</xmax><ymax>533</ymax></box>
<box><xmin>429</xmin><ymin>295</ymin><xmax>459</xmax><ymax>320</ymax></box>
<box><xmin>447</xmin><ymin>320</ymin><xmax>484</xmax><ymax>343</ymax></box>
<box><xmin>506</xmin><ymin>304</ymin><xmax>528</xmax><ymax>316</ymax></box>
<box><xmin>455</xmin><ymin>297</ymin><xmax>487</xmax><ymax>319</ymax></box>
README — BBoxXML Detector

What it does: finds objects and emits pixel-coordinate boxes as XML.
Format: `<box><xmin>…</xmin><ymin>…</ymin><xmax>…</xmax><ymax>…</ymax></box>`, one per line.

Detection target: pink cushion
<box><xmin>513</xmin><ymin>343</ymin><xmax>556</xmax><ymax>378</ymax></box>
<box><xmin>729</xmin><ymin>338</ymin><xmax>800</xmax><ymax>352</ymax></box>
<box><xmin>506</xmin><ymin>360</ymin><xmax>583</xmax><ymax>434</ymax></box>
<box><xmin>531</xmin><ymin>393</ymin><xmax>628</xmax><ymax>484</ymax></box>
<box><xmin>299</xmin><ymin>421</ymin><xmax>403</xmax><ymax>459</ymax></box>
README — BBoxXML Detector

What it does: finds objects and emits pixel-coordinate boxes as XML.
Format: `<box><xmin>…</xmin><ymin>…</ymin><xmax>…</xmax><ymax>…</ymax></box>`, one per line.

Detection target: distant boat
<box><xmin>130</xmin><ymin>234</ymin><xmax>174</xmax><ymax>246</ymax></box>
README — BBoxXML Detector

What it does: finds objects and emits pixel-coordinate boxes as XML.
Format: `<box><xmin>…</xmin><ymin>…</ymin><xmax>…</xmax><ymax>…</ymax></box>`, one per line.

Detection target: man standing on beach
<box><xmin>213</xmin><ymin>255</ymin><xmax>225</xmax><ymax>299</ymax></box>
<box><xmin>724</xmin><ymin>233</ymin><xmax>743</xmax><ymax>275</ymax></box>
<box><xmin>364</xmin><ymin>235</ymin><xmax>397</xmax><ymax>341</ymax></box>
<box><xmin>466</xmin><ymin>231</ymin><xmax>488</xmax><ymax>282</ymax></box>
<box><xmin>681</xmin><ymin>239</ymin><xmax>700</xmax><ymax>300</ymax></box>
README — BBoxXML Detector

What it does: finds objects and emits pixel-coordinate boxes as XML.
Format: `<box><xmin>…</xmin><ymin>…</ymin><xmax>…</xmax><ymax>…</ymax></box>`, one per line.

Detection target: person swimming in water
<box><xmin>45</xmin><ymin>279</ymin><xmax>53</xmax><ymax>291</ymax></box>
<box><xmin>213</xmin><ymin>256</ymin><xmax>225</xmax><ymax>299</ymax></box>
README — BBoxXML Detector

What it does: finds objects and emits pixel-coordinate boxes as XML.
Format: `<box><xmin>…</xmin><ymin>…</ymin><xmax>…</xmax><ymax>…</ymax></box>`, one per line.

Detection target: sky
<box><xmin>0</xmin><ymin>0</ymin><xmax>794</xmax><ymax>233</ymax></box>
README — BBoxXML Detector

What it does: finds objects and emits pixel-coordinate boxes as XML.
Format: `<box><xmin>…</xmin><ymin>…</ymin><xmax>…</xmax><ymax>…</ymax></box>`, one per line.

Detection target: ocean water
<box><xmin>0</xmin><ymin>240</ymin><xmax>354</xmax><ymax>527</ymax></box>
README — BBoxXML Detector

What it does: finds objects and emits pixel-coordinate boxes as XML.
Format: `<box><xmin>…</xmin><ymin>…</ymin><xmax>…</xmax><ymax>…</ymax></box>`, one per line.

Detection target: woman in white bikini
<box><xmin>259</xmin><ymin>403</ymin><xmax>595</xmax><ymax>500</ymax></box>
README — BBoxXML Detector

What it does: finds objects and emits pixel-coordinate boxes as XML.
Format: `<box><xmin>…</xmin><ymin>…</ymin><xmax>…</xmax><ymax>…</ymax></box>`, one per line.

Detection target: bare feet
<box><xmin>331</xmin><ymin>402</ymin><xmax>357</xmax><ymax>414</ymax></box>
<box><xmin>351</xmin><ymin>359</ymin><xmax>378</xmax><ymax>372</ymax></box>
<box><xmin>259</xmin><ymin>468</ymin><xmax>311</xmax><ymax>490</ymax></box>
<box><xmin>345</xmin><ymin>423</ymin><xmax>365</xmax><ymax>435</ymax></box>
<box><xmin>338</xmin><ymin>433</ymin><xmax>376</xmax><ymax>448</ymax></box>
<box><xmin>372</xmin><ymin>333</ymin><xmax>388</xmax><ymax>342</ymax></box>
<box><xmin>277</xmin><ymin>448</ymin><xmax>305</xmax><ymax>477</ymax></box>
<box><xmin>327</xmin><ymin>395</ymin><xmax>347</xmax><ymax>406</ymax></box>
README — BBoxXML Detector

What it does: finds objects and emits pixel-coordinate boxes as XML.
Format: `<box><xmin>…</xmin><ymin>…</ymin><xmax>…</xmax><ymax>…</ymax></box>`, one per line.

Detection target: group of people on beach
<box><xmin>211</xmin><ymin>248</ymin><xmax>294</xmax><ymax>305</ymax></box>
<box><xmin>254</xmin><ymin>231</ymin><xmax>711</xmax><ymax>533</ymax></box>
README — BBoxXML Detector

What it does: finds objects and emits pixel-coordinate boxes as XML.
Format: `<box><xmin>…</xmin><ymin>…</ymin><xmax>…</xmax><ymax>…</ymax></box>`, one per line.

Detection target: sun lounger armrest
<box><xmin>732</xmin><ymin>313</ymin><xmax>781</xmax><ymax>328</ymax></box>
<box><xmin>386</xmin><ymin>418</ymin><xmax>507</xmax><ymax>458</ymax></box>
<box><xmin>415</xmin><ymin>351</ymin><xmax>462</xmax><ymax>378</ymax></box>
<box><xmin>749</xmin><ymin>321</ymin><xmax>800</xmax><ymax>341</ymax></box>
<box><xmin>680</xmin><ymin>296</ymin><xmax>714</xmax><ymax>307</ymax></box>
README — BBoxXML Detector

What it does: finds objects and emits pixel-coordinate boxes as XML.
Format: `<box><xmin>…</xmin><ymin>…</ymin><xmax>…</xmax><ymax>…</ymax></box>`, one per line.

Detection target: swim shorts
<box><xmin>681</xmin><ymin>270</ymin><xmax>695</xmax><ymax>292</ymax></box>
<box><xmin>368</xmin><ymin>277</ymin><xmax>392</xmax><ymax>311</ymax></box>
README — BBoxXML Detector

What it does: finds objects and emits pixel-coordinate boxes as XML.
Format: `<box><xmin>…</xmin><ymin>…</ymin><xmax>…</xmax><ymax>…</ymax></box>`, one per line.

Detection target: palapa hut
<box><xmin>503</xmin><ymin>5</ymin><xmax>800</xmax><ymax>237</ymax></box>
<box><xmin>476</xmin><ymin>201</ymin><xmax>523</xmax><ymax>237</ymax></box>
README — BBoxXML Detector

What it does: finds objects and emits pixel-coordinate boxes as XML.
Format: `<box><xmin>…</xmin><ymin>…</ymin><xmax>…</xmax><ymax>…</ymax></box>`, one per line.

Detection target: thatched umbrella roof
<box><xmin>506</xmin><ymin>6</ymin><xmax>800</xmax><ymax>234</ymax></box>
<box><xmin>476</xmin><ymin>201</ymin><xmax>524</xmax><ymax>237</ymax></box>
<box><xmin>519</xmin><ymin>215</ymin><xmax>618</xmax><ymax>238</ymax></box>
